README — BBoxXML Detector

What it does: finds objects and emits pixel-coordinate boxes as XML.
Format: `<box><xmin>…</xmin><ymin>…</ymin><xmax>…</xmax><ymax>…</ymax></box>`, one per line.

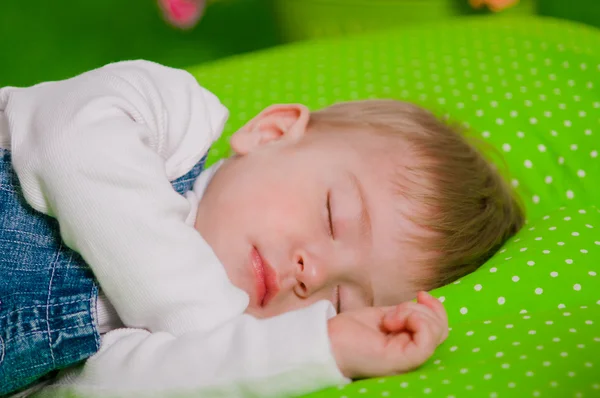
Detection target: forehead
<box><xmin>302</xmin><ymin>128</ymin><xmax>435</xmax><ymax>304</ymax></box>
<box><xmin>347</xmin><ymin>137</ymin><xmax>435</xmax><ymax>306</ymax></box>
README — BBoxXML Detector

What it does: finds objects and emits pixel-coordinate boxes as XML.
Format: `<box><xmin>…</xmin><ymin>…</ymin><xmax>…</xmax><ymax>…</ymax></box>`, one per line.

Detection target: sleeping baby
<box><xmin>0</xmin><ymin>60</ymin><xmax>524</xmax><ymax>397</ymax></box>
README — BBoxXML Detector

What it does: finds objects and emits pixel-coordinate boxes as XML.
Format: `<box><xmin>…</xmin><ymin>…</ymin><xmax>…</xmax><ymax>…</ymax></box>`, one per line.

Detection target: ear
<box><xmin>230</xmin><ymin>104</ymin><xmax>310</xmax><ymax>155</ymax></box>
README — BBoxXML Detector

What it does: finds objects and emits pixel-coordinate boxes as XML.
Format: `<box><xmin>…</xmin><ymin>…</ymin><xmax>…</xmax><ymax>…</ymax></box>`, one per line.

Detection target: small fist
<box><xmin>328</xmin><ymin>291</ymin><xmax>448</xmax><ymax>379</ymax></box>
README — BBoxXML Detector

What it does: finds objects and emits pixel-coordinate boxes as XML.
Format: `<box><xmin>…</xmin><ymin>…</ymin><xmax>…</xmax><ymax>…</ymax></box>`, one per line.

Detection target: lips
<box><xmin>250</xmin><ymin>247</ymin><xmax>280</xmax><ymax>307</ymax></box>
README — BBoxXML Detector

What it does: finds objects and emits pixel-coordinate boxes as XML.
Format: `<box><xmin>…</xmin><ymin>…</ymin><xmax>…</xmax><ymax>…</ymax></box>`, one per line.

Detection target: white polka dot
<box><xmin>474</xmin><ymin>284</ymin><xmax>482</xmax><ymax>291</ymax></box>
<box><xmin>558</xmin><ymin>303</ymin><xmax>566</xmax><ymax>309</ymax></box>
<box><xmin>572</xmin><ymin>232</ymin><xmax>579</xmax><ymax>236</ymax></box>
<box><xmin>577</xmin><ymin>170</ymin><xmax>586</xmax><ymax>177</ymax></box>
<box><xmin>496</xmin><ymin>118</ymin><xmax>504</xmax><ymax>125</ymax></box>
<box><xmin>524</xmin><ymin>160</ymin><xmax>533</xmax><ymax>168</ymax></box>
<box><xmin>574</xmin><ymin>284</ymin><xmax>582</xmax><ymax>291</ymax></box>
<box><xmin>502</xmin><ymin>143</ymin><xmax>511</xmax><ymax>152</ymax></box>
<box><xmin>559</xmin><ymin>156</ymin><xmax>565</xmax><ymax>164</ymax></box>
<box><xmin>543</xmin><ymin>250</ymin><xmax>551</xmax><ymax>254</ymax></box>
<box><xmin>532</xmin><ymin>195</ymin><xmax>540</xmax><ymax>204</ymax></box>
<box><xmin>551</xmin><ymin>271</ymin><xmax>559</xmax><ymax>277</ymax></box>
<box><xmin>567</xmin><ymin>190</ymin><xmax>575</xmax><ymax>199</ymax></box>
<box><xmin>502</xmin><ymin>363</ymin><xmax>510</xmax><ymax>369</ymax></box>
<box><xmin>592</xmin><ymin>150</ymin><xmax>598</xmax><ymax>158</ymax></box>
<box><xmin>473</xmin><ymin>347</ymin><xmax>481</xmax><ymax>352</ymax></box>
<box><xmin>535</xmin><ymin>288</ymin><xmax>543</xmax><ymax>295</ymax></box>
<box><xmin>529</xmin><ymin>330</ymin><xmax>537</xmax><ymax>335</ymax></box>
<box><xmin>506</xmin><ymin>324</ymin><xmax>514</xmax><ymax>329</ymax></box>
<box><xmin>489</xmin><ymin>335</ymin><xmax>497</xmax><ymax>341</ymax></box>
<box><xmin>438</xmin><ymin>296</ymin><xmax>446</xmax><ymax>303</ymax></box>
<box><xmin>498</xmin><ymin>297</ymin><xmax>506</xmax><ymax>305</ymax></box>
<box><xmin>512</xmin><ymin>276</ymin><xmax>520</xmax><ymax>282</ymax></box>
<box><xmin>566</xmin><ymin>259</ymin><xmax>574</xmax><ymax>264</ymax></box>
<box><xmin>526</xmin><ymin>371</ymin><xmax>534</xmax><ymax>377</ymax></box>
<box><xmin>543</xmin><ymin>361</ymin><xmax>551</xmax><ymax>366</ymax></box>
<box><xmin>517</xmin><ymin>131</ymin><xmax>525</xmax><ymax>138</ymax></box>
<box><xmin>527</xmin><ymin>261</ymin><xmax>535</xmax><ymax>266</ymax></box>
<box><xmin>490</xmin><ymin>267</ymin><xmax>497</xmax><ymax>273</ymax></box>
<box><xmin>589</xmin><ymin>271</ymin><xmax>597</xmax><ymax>276</ymax></box>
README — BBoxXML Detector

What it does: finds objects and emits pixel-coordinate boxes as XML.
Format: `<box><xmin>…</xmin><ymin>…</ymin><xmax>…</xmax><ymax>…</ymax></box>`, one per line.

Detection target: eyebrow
<box><xmin>347</xmin><ymin>171</ymin><xmax>372</xmax><ymax>246</ymax></box>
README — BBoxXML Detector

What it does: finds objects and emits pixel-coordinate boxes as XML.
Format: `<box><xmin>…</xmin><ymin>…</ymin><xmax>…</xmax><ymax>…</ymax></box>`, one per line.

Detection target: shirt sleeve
<box><xmin>51</xmin><ymin>301</ymin><xmax>349</xmax><ymax>397</ymax></box>
<box><xmin>7</xmin><ymin>60</ymin><xmax>247</xmax><ymax>335</ymax></box>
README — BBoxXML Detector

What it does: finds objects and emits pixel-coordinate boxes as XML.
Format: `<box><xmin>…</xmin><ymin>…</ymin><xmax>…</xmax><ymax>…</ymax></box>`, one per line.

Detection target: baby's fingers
<box><xmin>417</xmin><ymin>291</ymin><xmax>449</xmax><ymax>342</ymax></box>
<box><xmin>387</xmin><ymin>312</ymin><xmax>436</xmax><ymax>371</ymax></box>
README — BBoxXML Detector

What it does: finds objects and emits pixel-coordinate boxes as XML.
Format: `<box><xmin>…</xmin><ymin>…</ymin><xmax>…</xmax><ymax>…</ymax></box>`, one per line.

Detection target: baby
<box><xmin>0</xmin><ymin>61</ymin><xmax>523</xmax><ymax>397</ymax></box>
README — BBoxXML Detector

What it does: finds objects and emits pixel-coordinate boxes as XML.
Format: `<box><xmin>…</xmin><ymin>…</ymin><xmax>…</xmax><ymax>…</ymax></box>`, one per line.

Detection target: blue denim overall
<box><xmin>0</xmin><ymin>147</ymin><xmax>207</xmax><ymax>396</ymax></box>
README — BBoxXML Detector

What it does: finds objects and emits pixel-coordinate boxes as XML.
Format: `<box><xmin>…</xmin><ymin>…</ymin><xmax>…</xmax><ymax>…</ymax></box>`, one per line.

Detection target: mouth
<box><xmin>250</xmin><ymin>246</ymin><xmax>280</xmax><ymax>307</ymax></box>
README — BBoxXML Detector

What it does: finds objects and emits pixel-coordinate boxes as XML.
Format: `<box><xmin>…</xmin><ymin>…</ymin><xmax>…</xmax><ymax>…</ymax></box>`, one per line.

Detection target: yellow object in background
<box><xmin>272</xmin><ymin>0</ymin><xmax>537</xmax><ymax>42</ymax></box>
<box><xmin>470</xmin><ymin>0</ymin><xmax>520</xmax><ymax>12</ymax></box>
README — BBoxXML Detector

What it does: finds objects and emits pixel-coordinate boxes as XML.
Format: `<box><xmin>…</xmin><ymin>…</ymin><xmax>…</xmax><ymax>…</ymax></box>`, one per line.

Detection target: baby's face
<box><xmin>195</xmin><ymin>105</ymin><xmax>427</xmax><ymax>318</ymax></box>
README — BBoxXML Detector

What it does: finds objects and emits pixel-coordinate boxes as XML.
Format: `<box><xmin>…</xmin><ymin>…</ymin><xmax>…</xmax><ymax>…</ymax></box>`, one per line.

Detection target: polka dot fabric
<box><xmin>187</xmin><ymin>17</ymin><xmax>600</xmax><ymax>398</ymax></box>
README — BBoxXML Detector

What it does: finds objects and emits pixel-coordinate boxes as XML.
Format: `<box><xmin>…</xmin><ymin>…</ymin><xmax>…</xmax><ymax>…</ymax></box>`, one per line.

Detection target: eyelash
<box><xmin>326</xmin><ymin>191</ymin><xmax>335</xmax><ymax>239</ymax></box>
<box><xmin>336</xmin><ymin>285</ymin><xmax>341</xmax><ymax>313</ymax></box>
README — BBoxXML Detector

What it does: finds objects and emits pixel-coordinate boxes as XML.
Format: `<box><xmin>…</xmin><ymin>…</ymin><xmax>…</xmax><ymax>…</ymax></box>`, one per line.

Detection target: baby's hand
<box><xmin>328</xmin><ymin>291</ymin><xmax>448</xmax><ymax>379</ymax></box>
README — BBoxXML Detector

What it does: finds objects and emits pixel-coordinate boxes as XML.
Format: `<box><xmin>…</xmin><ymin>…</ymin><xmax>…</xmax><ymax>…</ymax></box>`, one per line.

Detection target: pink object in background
<box><xmin>158</xmin><ymin>0</ymin><xmax>206</xmax><ymax>29</ymax></box>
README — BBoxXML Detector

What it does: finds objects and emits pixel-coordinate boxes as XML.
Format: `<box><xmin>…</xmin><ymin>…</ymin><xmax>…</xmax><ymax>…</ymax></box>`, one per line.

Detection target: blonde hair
<box><xmin>309</xmin><ymin>100</ymin><xmax>525</xmax><ymax>290</ymax></box>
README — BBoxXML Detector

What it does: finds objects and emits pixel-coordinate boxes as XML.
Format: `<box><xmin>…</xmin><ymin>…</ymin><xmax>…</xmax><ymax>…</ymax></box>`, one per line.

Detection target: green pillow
<box><xmin>188</xmin><ymin>16</ymin><xmax>600</xmax><ymax>398</ymax></box>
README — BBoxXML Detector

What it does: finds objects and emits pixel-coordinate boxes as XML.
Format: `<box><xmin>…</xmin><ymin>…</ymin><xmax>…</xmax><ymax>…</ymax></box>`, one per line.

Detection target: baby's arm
<box><xmin>49</xmin><ymin>293</ymin><xmax>446</xmax><ymax>396</ymax></box>
<box><xmin>52</xmin><ymin>301</ymin><xmax>346</xmax><ymax>397</ymax></box>
<box><xmin>6</xmin><ymin>61</ymin><xmax>245</xmax><ymax>335</ymax></box>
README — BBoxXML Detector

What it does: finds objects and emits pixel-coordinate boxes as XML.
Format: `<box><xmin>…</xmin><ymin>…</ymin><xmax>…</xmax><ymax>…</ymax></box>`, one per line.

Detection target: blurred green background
<box><xmin>0</xmin><ymin>0</ymin><xmax>598</xmax><ymax>87</ymax></box>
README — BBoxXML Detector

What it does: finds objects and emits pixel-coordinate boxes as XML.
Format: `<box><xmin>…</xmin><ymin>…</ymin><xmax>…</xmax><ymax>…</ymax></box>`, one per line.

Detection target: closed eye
<box><xmin>326</xmin><ymin>191</ymin><xmax>335</xmax><ymax>239</ymax></box>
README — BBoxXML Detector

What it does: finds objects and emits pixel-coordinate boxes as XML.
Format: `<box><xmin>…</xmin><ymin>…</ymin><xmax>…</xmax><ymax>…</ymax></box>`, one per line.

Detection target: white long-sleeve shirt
<box><xmin>0</xmin><ymin>60</ymin><xmax>347</xmax><ymax>397</ymax></box>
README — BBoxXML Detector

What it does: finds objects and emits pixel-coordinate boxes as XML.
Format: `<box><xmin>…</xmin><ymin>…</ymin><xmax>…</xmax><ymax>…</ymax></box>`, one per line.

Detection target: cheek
<box><xmin>260</xmin><ymin>193</ymin><xmax>309</xmax><ymax>234</ymax></box>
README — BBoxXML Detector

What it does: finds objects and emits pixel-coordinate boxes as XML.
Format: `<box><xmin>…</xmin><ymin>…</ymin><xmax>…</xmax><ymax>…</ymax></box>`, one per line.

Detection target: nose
<box><xmin>293</xmin><ymin>252</ymin><xmax>329</xmax><ymax>298</ymax></box>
